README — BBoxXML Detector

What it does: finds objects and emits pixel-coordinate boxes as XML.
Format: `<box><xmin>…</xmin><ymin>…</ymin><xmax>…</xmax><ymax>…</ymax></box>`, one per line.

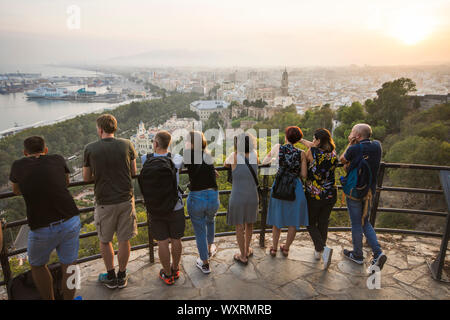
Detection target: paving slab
<box><xmin>70</xmin><ymin>233</ymin><xmax>450</xmax><ymax>300</ymax></box>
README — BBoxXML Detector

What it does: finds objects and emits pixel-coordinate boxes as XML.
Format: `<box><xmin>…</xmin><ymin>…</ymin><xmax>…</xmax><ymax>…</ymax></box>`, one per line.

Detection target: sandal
<box><xmin>171</xmin><ymin>266</ymin><xmax>180</xmax><ymax>280</ymax></box>
<box><xmin>280</xmin><ymin>245</ymin><xmax>289</xmax><ymax>257</ymax></box>
<box><xmin>269</xmin><ymin>246</ymin><xmax>277</xmax><ymax>257</ymax></box>
<box><xmin>247</xmin><ymin>247</ymin><xmax>254</xmax><ymax>258</ymax></box>
<box><xmin>233</xmin><ymin>253</ymin><xmax>248</xmax><ymax>265</ymax></box>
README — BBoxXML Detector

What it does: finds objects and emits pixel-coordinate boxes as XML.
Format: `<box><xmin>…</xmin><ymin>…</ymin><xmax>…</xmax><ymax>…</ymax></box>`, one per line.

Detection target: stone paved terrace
<box><xmin>76</xmin><ymin>232</ymin><xmax>450</xmax><ymax>300</ymax></box>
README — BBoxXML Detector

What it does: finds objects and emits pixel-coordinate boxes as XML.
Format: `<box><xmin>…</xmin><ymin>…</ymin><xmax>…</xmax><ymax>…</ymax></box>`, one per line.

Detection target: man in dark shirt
<box><xmin>83</xmin><ymin>114</ymin><xmax>137</xmax><ymax>289</ymax></box>
<box><xmin>9</xmin><ymin>136</ymin><xmax>80</xmax><ymax>300</ymax></box>
<box><xmin>340</xmin><ymin>124</ymin><xmax>387</xmax><ymax>273</ymax></box>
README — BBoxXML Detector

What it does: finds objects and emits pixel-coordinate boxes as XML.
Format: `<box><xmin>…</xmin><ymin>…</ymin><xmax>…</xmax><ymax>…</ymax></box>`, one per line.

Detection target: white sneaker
<box><xmin>314</xmin><ymin>250</ymin><xmax>322</xmax><ymax>260</ymax></box>
<box><xmin>196</xmin><ymin>257</ymin><xmax>211</xmax><ymax>274</ymax></box>
<box><xmin>322</xmin><ymin>246</ymin><xmax>333</xmax><ymax>269</ymax></box>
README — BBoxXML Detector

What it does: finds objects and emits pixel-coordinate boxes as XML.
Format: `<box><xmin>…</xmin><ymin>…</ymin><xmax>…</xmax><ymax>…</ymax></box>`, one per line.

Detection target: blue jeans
<box><xmin>28</xmin><ymin>215</ymin><xmax>81</xmax><ymax>266</ymax></box>
<box><xmin>187</xmin><ymin>189</ymin><xmax>220</xmax><ymax>261</ymax></box>
<box><xmin>346</xmin><ymin>198</ymin><xmax>382</xmax><ymax>258</ymax></box>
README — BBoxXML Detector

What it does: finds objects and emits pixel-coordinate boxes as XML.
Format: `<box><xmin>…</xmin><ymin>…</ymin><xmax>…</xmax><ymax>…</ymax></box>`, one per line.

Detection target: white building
<box><xmin>159</xmin><ymin>114</ymin><xmax>202</xmax><ymax>132</ymax></box>
<box><xmin>273</xmin><ymin>96</ymin><xmax>294</xmax><ymax>108</ymax></box>
<box><xmin>190</xmin><ymin>100</ymin><xmax>230</xmax><ymax>121</ymax></box>
<box><xmin>130</xmin><ymin>121</ymin><xmax>155</xmax><ymax>156</ymax></box>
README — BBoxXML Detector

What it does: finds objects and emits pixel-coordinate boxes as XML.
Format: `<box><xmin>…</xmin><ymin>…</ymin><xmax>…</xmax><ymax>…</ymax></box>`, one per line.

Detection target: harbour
<box><xmin>0</xmin><ymin>64</ymin><xmax>147</xmax><ymax>137</ymax></box>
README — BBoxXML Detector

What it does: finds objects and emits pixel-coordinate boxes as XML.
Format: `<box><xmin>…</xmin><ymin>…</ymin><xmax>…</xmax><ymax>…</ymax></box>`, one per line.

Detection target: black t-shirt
<box><xmin>9</xmin><ymin>154</ymin><xmax>79</xmax><ymax>230</ymax></box>
<box><xmin>83</xmin><ymin>138</ymin><xmax>137</xmax><ymax>205</ymax></box>
<box><xmin>344</xmin><ymin>139</ymin><xmax>382</xmax><ymax>194</ymax></box>
<box><xmin>183</xmin><ymin>150</ymin><xmax>218</xmax><ymax>191</ymax></box>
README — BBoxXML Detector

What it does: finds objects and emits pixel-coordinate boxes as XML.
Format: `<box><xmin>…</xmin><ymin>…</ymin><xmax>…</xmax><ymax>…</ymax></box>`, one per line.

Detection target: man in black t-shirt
<box><xmin>9</xmin><ymin>136</ymin><xmax>80</xmax><ymax>300</ymax></box>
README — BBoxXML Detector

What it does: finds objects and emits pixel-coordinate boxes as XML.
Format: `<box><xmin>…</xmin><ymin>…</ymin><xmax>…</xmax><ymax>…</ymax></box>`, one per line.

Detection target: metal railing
<box><xmin>0</xmin><ymin>162</ymin><xmax>449</xmax><ymax>294</ymax></box>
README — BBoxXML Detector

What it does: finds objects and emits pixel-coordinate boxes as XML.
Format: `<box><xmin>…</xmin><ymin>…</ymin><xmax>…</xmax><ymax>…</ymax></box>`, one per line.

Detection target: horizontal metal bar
<box><xmin>380</xmin><ymin>186</ymin><xmax>443</xmax><ymax>195</ymax></box>
<box><xmin>377</xmin><ymin>207</ymin><xmax>447</xmax><ymax>217</ymax></box>
<box><xmin>1</xmin><ymin>162</ymin><xmax>447</xmax><ymax>200</ymax></box>
<box><xmin>75</xmin><ymin>243</ymin><xmax>150</xmax><ymax>264</ymax></box>
<box><xmin>383</xmin><ymin>163</ymin><xmax>450</xmax><ymax>171</ymax></box>
<box><xmin>7</xmin><ymin>222</ymin><xmax>150</xmax><ymax>257</ymax></box>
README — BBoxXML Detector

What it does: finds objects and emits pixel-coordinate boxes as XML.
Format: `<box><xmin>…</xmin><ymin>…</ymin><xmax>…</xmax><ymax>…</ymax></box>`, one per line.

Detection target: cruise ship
<box><xmin>25</xmin><ymin>86</ymin><xmax>72</xmax><ymax>99</ymax></box>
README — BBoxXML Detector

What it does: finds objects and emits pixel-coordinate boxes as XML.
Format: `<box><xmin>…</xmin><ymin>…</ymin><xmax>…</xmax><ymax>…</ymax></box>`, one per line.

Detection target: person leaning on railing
<box><xmin>183</xmin><ymin>131</ymin><xmax>220</xmax><ymax>274</ymax></box>
<box><xmin>300</xmin><ymin>128</ymin><xmax>337</xmax><ymax>270</ymax></box>
<box><xmin>224</xmin><ymin>132</ymin><xmax>259</xmax><ymax>265</ymax></box>
<box><xmin>9</xmin><ymin>136</ymin><xmax>81</xmax><ymax>300</ymax></box>
<box><xmin>140</xmin><ymin>130</ymin><xmax>186</xmax><ymax>285</ymax></box>
<box><xmin>339</xmin><ymin>123</ymin><xmax>387</xmax><ymax>272</ymax></box>
<box><xmin>82</xmin><ymin>114</ymin><xmax>138</xmax><ymax>290</ymax></box>
<box><xmin>263</xmin><ymin>126</ymin><xmax>309</xmax><ymax>258</ymax></box>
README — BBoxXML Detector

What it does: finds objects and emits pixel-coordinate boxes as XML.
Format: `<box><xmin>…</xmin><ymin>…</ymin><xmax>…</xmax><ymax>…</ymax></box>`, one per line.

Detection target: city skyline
<box><xmin>0</xmin><ymin>0</ymin><xmax>449</xmax><ymax>67</ymax></box>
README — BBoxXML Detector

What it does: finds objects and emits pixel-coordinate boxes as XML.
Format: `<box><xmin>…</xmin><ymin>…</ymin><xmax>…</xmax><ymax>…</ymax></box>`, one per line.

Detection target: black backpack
<box><xmin>138</xmin><ymin>153</ymin><xmax>181</xmax><ymax>216</ymax></box>
<box><xmin>7</xmin><ymin>263</ymin><xmax>63</xmax><ymax>300</ymax></box>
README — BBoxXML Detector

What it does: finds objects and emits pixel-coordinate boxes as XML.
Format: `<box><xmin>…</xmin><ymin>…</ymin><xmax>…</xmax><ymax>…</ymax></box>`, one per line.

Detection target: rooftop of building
<box><xmin>190</xmin><ymin>100</ymin><xmax>230</xmax><ymax>110</ymax></box>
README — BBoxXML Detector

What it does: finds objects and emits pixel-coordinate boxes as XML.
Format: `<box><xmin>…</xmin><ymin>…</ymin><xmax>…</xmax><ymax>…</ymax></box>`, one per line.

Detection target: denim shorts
<box><xmin>28</xmin><ymin>215</ymin><xmax>81</xmax><ymax>266</ymax></box>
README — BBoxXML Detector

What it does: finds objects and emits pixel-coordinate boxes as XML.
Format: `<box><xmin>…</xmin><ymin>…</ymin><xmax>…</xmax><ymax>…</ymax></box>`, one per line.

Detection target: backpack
<box><xmin>138</xmin><ymin>153</ymin><xmax>181</xmax><ymax>216</ymax></box>
<box><xmin>7</xmin><ymin>263</ymin><xmax>63</xmax><ymax>300</ymax></box>
<box><xmin>340</xmin><ymin>143</ymin><xmax>373</xmax><ymax>225</ymax></box>
<box><xmin>340</xmin><ymin>144</ymin><xmax>372</xmax><ymax>200</ymax></box>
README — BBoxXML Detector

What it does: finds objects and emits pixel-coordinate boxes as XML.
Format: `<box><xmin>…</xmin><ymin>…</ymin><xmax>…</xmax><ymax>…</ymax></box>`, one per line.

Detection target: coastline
<box><xmin>0</xmin><ymin>97</ymin><xmax>145</xmax><ymax>138</ymax></box>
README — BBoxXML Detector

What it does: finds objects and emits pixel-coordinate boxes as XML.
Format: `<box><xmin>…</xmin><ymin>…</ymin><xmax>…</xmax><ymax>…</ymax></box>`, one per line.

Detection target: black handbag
<box><xmin>272</xmin><ymin>167</ymin><xmax>297</xmax><ymax>201</ymax></box>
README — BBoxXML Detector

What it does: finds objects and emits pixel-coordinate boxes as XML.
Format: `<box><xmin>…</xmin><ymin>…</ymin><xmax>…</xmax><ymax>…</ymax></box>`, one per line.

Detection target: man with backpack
<box><xmin>139</xmin><ymin>130</ymin><xmax>185</xmax><ymax>285</ymax></box>
<box><xmin>83</xmin><ymin>114</ymin><xmax>138</xmax><ymax>289</ymax></box>
<box><xmin>9</xmin><ymin>136</ymin><xmax>81</xmax><ymax>299</ymax></box>
<box><xmin>339</xmin><ymin>124</ymin><xmax>387</xmax><ymax>273</ymax></box>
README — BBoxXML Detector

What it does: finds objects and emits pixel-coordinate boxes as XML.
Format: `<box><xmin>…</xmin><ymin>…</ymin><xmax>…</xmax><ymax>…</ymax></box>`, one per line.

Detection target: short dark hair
<box><xmin>234</xmin><ymin>132</ymin><xmax>256</xmax><ymax>154</ymax></box>
<box><xmin>96</xmin><ymin>114</ymin><xmax>117</xmax><ymax>134</ymax></box>
<box><xmin>155</xmin><ymin>130</ymin><xmax>172</xmax><ymax>149</ymax></box>
<box><xmin>24</xmin><ymin>136</ymin><xmax>45</xmax><ymax>154</ymax></box>
<box><xmin>285</xmin><ymin>126</ymin><xmax>303</xmax><ymax>144</ymax></box>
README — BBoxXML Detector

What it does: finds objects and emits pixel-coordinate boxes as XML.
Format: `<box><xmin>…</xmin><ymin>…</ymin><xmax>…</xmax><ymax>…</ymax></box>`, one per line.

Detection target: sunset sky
<box><xmin>0</xmin><ymin>0</ymin><xmax>449</xmax><ymax>67</ymax></box>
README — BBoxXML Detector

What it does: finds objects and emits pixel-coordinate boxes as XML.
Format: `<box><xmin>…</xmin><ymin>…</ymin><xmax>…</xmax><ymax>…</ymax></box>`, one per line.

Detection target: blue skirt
<box><xmin>266</xmin><ymin>178</ymin><xmax>309</xmax><ymax>229</ymax></box>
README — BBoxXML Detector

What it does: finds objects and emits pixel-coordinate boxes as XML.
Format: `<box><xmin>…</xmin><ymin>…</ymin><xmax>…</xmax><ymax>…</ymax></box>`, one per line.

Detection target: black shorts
<box><xmin>150</xmin><ymin>208</ymin><xmax>186</xmax><ymax>241</ymax></box>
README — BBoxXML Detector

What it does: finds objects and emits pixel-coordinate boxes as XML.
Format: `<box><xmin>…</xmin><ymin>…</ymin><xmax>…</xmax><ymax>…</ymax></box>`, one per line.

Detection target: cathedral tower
<box><xmin>281</xmin><ymin>68</ymin><xmax>289</xmax><ymax>96</ymax></box>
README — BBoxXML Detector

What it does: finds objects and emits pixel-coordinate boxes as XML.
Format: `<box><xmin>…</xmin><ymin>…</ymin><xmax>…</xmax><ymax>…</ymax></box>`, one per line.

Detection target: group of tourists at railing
<box><xmin>5</xmin><ymin>113</ymin><xmax>388</xmax><ymax>300</ymax></box>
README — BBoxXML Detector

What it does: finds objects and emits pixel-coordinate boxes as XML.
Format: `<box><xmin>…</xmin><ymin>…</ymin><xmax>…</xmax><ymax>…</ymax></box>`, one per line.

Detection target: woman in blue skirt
<box><xmin>263</xmin><ymin>126</ymin><xmax>309</xmax><ymax>257</ymax></box>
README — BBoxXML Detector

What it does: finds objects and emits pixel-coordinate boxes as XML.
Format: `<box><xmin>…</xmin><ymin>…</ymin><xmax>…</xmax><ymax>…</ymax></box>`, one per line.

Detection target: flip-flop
<box><xmin>233</xmin><ymin>253</ymin><xmax>248</xmax><ymax>265</ymax></box>
<box><xmin>280</xmin><ymin>245</ymin><xmax>289</xmax><ymax>257</ymax></box>
<box><xmin>269</xmin><ymin>246</ymin><xmax>277</xmax><ymax>257</ymax></box>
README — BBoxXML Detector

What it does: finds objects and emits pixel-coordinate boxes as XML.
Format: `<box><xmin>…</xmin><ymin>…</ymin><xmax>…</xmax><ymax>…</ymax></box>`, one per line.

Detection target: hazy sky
<box><xmin>0</xmin><ymin>0</ymin><xmax>449</xmax><ymax>67</ymax></box>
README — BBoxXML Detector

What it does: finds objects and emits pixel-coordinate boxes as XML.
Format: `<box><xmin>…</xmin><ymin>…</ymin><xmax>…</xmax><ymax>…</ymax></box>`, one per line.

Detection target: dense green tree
<box><xmin>365</xmin><ymin>77</ymin><xmax>417</xmax><ymax>133</ymax></box>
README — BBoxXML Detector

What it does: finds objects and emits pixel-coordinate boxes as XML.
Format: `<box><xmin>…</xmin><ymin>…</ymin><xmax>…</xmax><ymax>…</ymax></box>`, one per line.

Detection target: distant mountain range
<box><xmin>106</xmin><ymin>49</ymin><xmax>244</xmax><ymax>67</ymax></box>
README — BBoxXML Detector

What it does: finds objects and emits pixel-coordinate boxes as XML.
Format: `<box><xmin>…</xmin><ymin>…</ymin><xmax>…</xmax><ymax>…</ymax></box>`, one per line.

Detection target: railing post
<box><xmin>370</xmin><ymin>162</ymin><xmax>385</xmax><ymax>227</ymax></box>
<box><xmin>259</xmin><ymin>174</ymin><xmax>269</xmax><ymax>248</ymax></box>
<box><xmin>146</xmin><ymin>211</ymin><xmax>154</xmax><ymax>264</ymax></box>
<box><xmin>0</xmin><ymin>220</ymin><xmax>12</xmax><ymax>296</ymax></box>
<box><xmin>429</xmin><ymin>170</ymin><xmax>450</xmax><ymax>282</ymax></box>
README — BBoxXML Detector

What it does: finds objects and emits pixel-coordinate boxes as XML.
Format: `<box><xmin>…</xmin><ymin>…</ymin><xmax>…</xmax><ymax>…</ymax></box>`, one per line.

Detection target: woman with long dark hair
<box><xmin>263</xmin><ymin>126</ymin><xmax>308</xmax><ymax>257</ymax></box>
<box><xmin>300</xmin><ymin>128</ymin><xmax>338</xmax><ymax>269</ymax></box>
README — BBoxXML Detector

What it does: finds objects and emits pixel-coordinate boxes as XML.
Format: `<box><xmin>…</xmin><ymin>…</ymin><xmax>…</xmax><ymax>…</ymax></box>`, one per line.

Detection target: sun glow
<box><xmin>387</xmin><ymin>11</ymin><xmax>435</xmax><ymax>45</ymax></box>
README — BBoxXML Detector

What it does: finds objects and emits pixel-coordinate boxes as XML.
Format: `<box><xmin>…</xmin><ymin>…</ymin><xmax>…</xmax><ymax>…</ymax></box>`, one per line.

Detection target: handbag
<box><xmin>272</xmin><ymin>166</ymin><xmax>297</xmax><ymax>201</ymax></box>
